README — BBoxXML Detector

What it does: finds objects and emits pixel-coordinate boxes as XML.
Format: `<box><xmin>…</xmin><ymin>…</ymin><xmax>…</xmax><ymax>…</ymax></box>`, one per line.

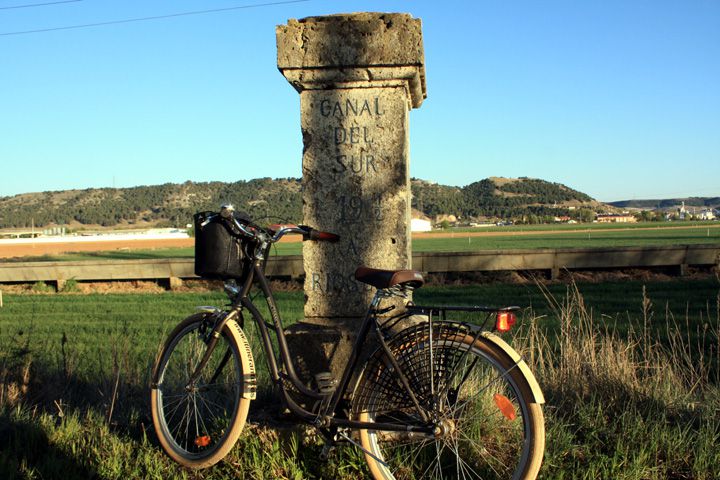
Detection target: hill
<box><xmin>0</xmin><ymin>179</ymin><xmax>302</xmax><ymax>229</ymax></box>
<box><xmin>411</xmin><ymin>177</ymin><xmax>606</xmax><ymax>223</ymax></box>
<box><xmin>0</xmin><ymin>177</ymin><xmax>607</xmax><ymax>229</ymax></box>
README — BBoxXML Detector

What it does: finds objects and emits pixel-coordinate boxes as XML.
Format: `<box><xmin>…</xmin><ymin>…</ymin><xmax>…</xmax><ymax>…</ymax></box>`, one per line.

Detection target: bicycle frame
<box><xmin>189</xmin><ymin>217</ymin><xmax>537</xmax><ymax>438</ymax></box>
<box><xmin>201</xmin><ymin>254</ymin><xmax>436</xmax><ymax>436</ymax></box>
<box><xmin>151</xmin><ymin>212</ymin><xmax>545</xmax><ymax>478</ymax></box>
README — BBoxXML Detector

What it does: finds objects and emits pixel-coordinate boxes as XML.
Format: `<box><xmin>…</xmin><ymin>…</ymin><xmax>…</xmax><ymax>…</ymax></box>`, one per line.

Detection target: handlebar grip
<box><xmin>315</xmin><ymin>230</ymin><xmax>340</xmax><ymax>242</ymax></box>
<box><xmin>306</xmin><ymin>227</ymin><xmax>340</xmax><ymax>242</ymax></box>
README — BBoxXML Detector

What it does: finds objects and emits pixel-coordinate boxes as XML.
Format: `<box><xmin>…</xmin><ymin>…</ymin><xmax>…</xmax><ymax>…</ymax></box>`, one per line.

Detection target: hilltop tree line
<box><xmin>411</xmin><ymin>178</ymin><xmax>595</xmax><ymax>221</ymax></box>
<box><xmin>0</xmin><ymin>179</ymin><xmax>302</xmax><ymax>229</ymax></box>
<box><xmin>610</xmin><ymin>197</ymin><xmax>720</xmax><ymax>209</ymax></box>
<box><xmin>0</xmin><ymin>177</ymin><xmax>597</xmax><ymax>229</ymax></box>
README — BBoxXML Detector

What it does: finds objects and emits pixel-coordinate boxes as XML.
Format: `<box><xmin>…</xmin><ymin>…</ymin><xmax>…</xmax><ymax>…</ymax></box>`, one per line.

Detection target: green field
<box><xmin>414</xmin><ymin>224</ymin><xmax>720</xmax><ymax>252</ymax></box>
<box><xmin>446</xmin><ymin>220</ymin><xmax>717</xmax><ymax>233</ymax></box>
<box><xmin>1</xmin><ymin>278</ymin><xmax>719</xmax><ymax>479</ymax></box>
<box><xmin>5</xmin><ymin>222</ymin><xmax>719</xmax><ymax>262</ymax></box>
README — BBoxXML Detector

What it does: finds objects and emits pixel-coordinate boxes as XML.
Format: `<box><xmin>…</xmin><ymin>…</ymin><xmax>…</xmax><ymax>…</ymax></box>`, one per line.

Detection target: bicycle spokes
<box><xmin>153</xmin><ymin>317</ymin><xmax>244</xmax><ymax>460</ymax></box>
<box><xmin>355</xmin><ymin>322</ymin><xmax>542</xmax><ymax>479</ymax></box>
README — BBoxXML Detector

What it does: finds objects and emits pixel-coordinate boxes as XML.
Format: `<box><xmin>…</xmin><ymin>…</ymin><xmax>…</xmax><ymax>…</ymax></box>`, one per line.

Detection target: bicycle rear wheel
<box><xmin>150</xmin><ymin>313</ymin><xmax>253</xmax><ymax>468</ymax></box>
<box><xmin>354</xmin><ymin>322</ymin><xmax>544</xmax><ymax>480</ymax></box>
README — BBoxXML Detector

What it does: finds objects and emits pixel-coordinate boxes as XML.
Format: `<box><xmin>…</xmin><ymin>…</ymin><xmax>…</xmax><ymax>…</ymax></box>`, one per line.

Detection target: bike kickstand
<box><xmin>319</xmin><ymin>443</ymin><xmax>333</xmax><ymax>461</ymax></box>
<box><xmin>316</xmin><ymin>427</ymin><xmax>336</xmax><ymax>461</ymax></box>
<box><xmin>335</xmin><ymin>430</ymin><xmax>390</xmax><ymax>468</ymax></box>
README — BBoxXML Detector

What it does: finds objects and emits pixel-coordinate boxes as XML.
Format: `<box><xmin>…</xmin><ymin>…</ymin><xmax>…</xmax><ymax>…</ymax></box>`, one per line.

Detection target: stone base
<box><xmin>283</xmin><ymin>312</ymin><xmax>425</xmax><ymax>394</ymax></box>
<box><xmin>283</xmin><ymin>318</ymin><xmax>362</xmax><ymax>387</ymax></box>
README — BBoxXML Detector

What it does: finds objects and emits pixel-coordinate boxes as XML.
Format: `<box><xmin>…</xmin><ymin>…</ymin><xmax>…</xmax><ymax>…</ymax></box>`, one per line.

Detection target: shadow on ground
<box><xmin>0</xmin><ymin>414</ymin><xmax>102</xmax><ymax>480</ymax></box>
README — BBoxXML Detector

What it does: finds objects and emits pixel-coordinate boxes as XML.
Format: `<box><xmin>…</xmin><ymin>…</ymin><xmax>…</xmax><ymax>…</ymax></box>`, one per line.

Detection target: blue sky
<box><xmin>1</xmin><ymin>0</ymin><xmax>718</xmax><ymax>202</ymax></box>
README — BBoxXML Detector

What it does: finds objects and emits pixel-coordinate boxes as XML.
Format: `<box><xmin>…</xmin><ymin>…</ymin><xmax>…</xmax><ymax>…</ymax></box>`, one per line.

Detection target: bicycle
<box><xmin>150</xmin><ymin>205</ymin><xmax>546</xmax><ymax>479</ymax></box>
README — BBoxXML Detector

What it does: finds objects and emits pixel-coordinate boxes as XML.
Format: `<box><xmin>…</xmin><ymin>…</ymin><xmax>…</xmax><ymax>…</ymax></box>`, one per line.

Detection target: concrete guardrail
<box><xmin>0</xmin><ymin>245</ymin><xmax>718</xmax><ymax>289</ymax></box>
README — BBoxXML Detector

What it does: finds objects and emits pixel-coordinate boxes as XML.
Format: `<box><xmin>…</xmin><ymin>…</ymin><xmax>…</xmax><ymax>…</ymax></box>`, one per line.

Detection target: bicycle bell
<box><xmin>220</xmin><ymin>204</ymin><xmax>235</xmax><ymax>219</ymax></box>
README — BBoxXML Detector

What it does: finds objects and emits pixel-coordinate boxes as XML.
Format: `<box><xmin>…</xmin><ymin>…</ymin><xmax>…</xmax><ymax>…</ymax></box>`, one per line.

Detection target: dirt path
<box><xmin>0</xmin><ymin>238</ymin><xmax>195</xmax><ymax>259</ymax></box>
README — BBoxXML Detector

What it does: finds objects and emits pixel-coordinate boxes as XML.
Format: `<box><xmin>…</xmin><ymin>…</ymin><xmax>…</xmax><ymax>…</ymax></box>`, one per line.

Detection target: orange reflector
<box><xmin>195</xmin><ymin>435</ymin><xmax>211</xmax><ymax>447</ymax></box>
<box><xmin>494</xmin><ymin>394</ymin><xmax>517</xmax><ymax>421</ymax></box>
<box><xmin>495</xmin><ymin>311</ymin><xmax>516</xmax><ymax>332</ymax></box>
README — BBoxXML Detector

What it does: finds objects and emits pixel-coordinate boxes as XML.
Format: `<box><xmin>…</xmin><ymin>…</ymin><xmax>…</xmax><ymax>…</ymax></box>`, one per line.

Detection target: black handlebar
<box><xmin>219</xmin><ymin>215</ymin><xmax>340</xmax><ymax>245</ymax></box>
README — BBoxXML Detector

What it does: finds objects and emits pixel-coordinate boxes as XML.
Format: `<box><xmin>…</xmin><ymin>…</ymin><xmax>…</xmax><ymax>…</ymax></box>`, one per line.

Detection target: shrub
<box><xmin>30</xmin><ymin>281</ymin><xmax>53</xmax><ymax>293</ymax></box>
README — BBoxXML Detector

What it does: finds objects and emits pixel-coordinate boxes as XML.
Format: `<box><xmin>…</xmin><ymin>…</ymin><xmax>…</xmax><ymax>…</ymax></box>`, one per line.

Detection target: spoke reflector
<box><xmin>494</xmin><ymin>394</ymin><xmax>517</xmax><ymax>421</ymax></box>
<box><xmin>195</xmin><ymin>435</ymin><xmax>211</xmax><ymax>447</ymax></box>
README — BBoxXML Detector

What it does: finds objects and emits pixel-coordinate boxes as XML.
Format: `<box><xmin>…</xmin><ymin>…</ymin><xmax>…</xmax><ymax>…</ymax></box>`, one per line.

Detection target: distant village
<box><xmin>0</xmin><ymin>202</ymin><xmax>717</xmax><ymax>240</ymax></box>
<box><xmin>409</xmin><ymin>201</ymin><xmax>718</xmax><ymax>232</ymax></box>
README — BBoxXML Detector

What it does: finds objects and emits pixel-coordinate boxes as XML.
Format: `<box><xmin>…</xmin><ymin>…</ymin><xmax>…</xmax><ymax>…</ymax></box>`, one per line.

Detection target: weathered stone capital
<box><xmin>277</xmin><ymin>13</ymin><xmax>426</xmax><ymax>108</ymax></box>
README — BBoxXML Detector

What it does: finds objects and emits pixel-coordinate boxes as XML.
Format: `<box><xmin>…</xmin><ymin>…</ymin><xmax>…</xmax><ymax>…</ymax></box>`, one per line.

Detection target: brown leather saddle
<box><xmin>354</xmin><ymin>266</ymin><xmax>425</xmax><ymax>290</ymax></box>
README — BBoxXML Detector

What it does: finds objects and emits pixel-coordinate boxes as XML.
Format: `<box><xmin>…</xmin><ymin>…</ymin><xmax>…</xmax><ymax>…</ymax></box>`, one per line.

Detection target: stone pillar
<box><xmin>277</xmin><ymin>13</ymin><xmax>426</xmax><ymax>378</ymax></box>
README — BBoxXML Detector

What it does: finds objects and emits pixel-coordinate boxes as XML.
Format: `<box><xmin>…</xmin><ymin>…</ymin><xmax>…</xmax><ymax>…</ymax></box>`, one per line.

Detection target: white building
<box><xmin>698</xmin><ymin>209</ymin><xmax>716</xmax><ymax>220</ymax></box>
<box><xmin>410</xmin><ymin>218</ymin><xmax>432</xmax><ymax>232</ymax></box>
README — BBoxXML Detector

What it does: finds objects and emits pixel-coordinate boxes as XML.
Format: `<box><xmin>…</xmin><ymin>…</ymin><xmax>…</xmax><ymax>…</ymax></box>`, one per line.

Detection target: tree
<box><xmin>635</xmin><ymin>210</ymin><xmax>654</xmax><ymax>222</ymax></box>
<box><xmin>577</xmin><ymin>209</ymin><xmax>595</xmax><ymax>223</ymax></box>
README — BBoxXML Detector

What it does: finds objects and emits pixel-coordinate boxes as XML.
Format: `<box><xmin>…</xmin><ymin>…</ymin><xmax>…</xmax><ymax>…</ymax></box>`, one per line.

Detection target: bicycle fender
<box><xmin>225</xmin><ymin>319</ymin><xmax>257</xmax><ymax>400</ymax></box>
<box><xmin>479</xmin><ymin>331</ymin><xmax>545</xmax><ymax>405</ymax></box>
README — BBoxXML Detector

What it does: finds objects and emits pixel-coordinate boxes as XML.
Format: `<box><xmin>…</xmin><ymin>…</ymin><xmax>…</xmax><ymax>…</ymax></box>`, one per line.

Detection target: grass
<box><xmin>1</xmin><ymin>277</ymin><xmax>719</xmax><ymax>478</ymax></box>
<box><xmin>413</xmin><ymin>225</ymin><xmax>720</xmax><ymax>252</ymax></box>
<box><xmin>518</xmin><ymin>281</ymin><xmax>720</xmax><ymax>479</ymax></box>
<box><xmin>0</xmin><ymin>248</ymin><xmax>197</xmax><ymax>263</ymax></box>
<box><xmin>4</xmin><ymin>222</ymin><xmax>719</xmax><ymax>262</ymax></box>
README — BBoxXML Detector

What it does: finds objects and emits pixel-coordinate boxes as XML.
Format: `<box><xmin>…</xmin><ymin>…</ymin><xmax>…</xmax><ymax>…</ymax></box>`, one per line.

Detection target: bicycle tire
<box><xmin>150</xmin><ymin>313</ymin><xmax>253</xmax><ymax>468</ymax></box>
<box><xmin>354</xmin><ymin>322</ymin><xmax>544</xmax><ymax>480</ymax></box>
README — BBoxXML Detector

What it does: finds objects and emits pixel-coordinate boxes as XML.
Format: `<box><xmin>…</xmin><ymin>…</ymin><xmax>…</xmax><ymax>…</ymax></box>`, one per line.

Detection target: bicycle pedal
<box><xmin>314</xmin><ymin>372</ymin><xmax>337</xmax><ymax>394</ymax></box>
<box><xmin>319</xmin><ymin>443</ymin><xmax>334</xmax><ymax>460</ymax></box>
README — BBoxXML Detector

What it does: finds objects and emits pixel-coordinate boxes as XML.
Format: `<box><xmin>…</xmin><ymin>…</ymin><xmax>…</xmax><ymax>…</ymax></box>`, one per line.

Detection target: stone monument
<box><xmin>277</xmin><ymin>13</ymin><xmax>426</xmax><ymax>378</ymax></box>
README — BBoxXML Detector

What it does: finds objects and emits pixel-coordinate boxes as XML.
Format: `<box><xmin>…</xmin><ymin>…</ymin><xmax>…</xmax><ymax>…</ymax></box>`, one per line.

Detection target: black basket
<box><xmin>194</xmin><ymin>211</ymin><xmax>253</xmax><ymax>281</ymax></box>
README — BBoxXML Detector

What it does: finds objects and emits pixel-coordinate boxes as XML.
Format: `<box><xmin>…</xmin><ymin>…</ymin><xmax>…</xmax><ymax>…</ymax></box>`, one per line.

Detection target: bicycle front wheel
<box><xmin>150</xmin><ymin>313</ymin><xmax>253</xmax><ymax>468</ymax></box>
<box><xmin>355</xmin><ymin>323</ymin><xmax>544</xmax><ymax>480</ymax></box>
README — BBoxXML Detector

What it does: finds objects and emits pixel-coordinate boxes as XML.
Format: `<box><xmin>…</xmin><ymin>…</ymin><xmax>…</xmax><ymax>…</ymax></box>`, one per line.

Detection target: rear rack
<box><xmin>379</xmin><ymin>304</ymin><xmax>521</xmax><ymax>334</ymax></box>
<box><xmin>406</xmin><ymin>304</ymin><xmax>520</xmax><ymax>314</ymax></box>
